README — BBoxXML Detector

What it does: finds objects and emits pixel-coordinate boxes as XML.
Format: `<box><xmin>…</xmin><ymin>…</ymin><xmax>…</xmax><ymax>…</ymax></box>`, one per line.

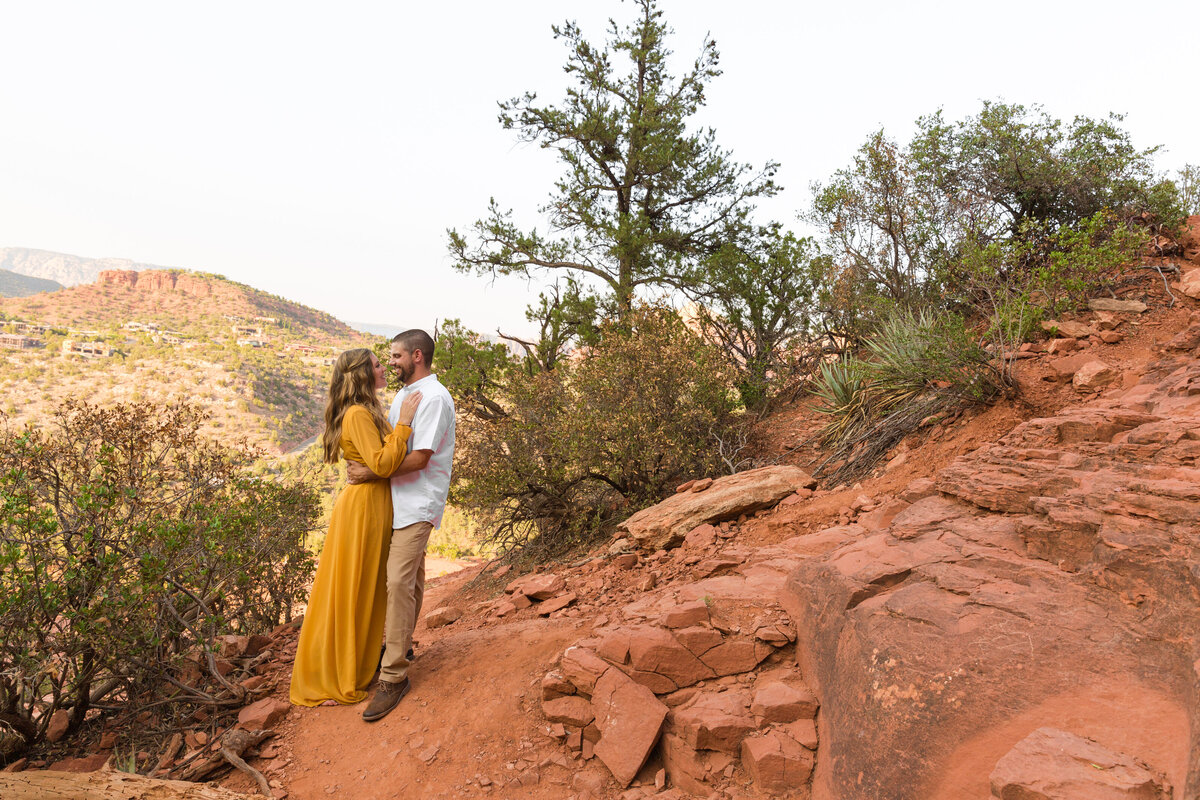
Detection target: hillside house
<box><xmin>237</xmin><ymin>338</ymin><xmax>266</xmax><ymax>348</ymax></box>
<box><xmin>285</xmin><ymin>343</ymin><xmax>323</xmax><ymax>356</ymax></box>
<box><xmin>9</xmin><ymin>321</ymin><xmax>49</xmax><ymax>335</ymax></box>
<box><xmin>62</xmin><ymin>340</ymin><xmax>114</xmax><ymax>358</ymax></box>
<box><xmin>0</xmin><ymin>333</ymin><xmax>42</xmax><ymax>350</ymax></box>
<box><xmin>232</xmin><ymin>325</ymin><xmax>263</xmax><ymax>337</ymax></box>
<box><xmin>254</xmin><ymin>316</ymin><xmax>280</xmax><ymax>325</ymax></box>
<box><xmin>123</xmin><ymin>321</ymin><xmax>160</xmax><ymax>332</ymax></box>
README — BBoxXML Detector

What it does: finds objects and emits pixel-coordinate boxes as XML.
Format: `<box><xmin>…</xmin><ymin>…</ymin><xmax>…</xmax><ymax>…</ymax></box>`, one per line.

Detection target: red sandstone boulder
<box><xmin>518</xmin><ymin>573</ymin><xmax>566</xmax><ymax>600</ymax></box>
<box><xmin>659</xmin><ymin>599</ymin><xmax>711</xmax><ymax>629</ymax></box>
<box><xmin>591</xmin><ymin>668</ymin><xmax>668</xmax><ymax>787</ymax></box>
<box><xmin>617</xmin><ymin>466</ymin><xmax>817</xmax><ymax>551</ymax></box>
<box><xmin>669</xmin><ymin>690</ymin><xmax>757</xmax><ymax>754</ymax></box>
<box><xmin>661</xmin><ymin>733</ymin><xmax>733</xmax><ymax>795</ymax></box>
<box><xmin>541</xmin><ymin>695</ymin><xmax>594</xmax><ymax>728</ymax></box>
<box><xmin>1072</xmin><ymin>360</ymin><xmax>1120</xmax><ymax>392</ymax></box>
<box><xmin>697</xmin><ymin>639</ymin><xmax>773</xmax><ymax>676</ymax></box>
<box><xmin>750</xmin><ymin>682</ymin><xmax>819</xmax><ymax>723</ymax></box>
<box><xmin>625</xmin><ymin>626</ymin><xmax>715</xmax><ymax>688</ymax></box>
<box><xmin>1181</xmin><ymin>268</ymin><xmax>1200</xmax><ymax>299</ymax></box>
<box><xmin>237</xmin><ymin>698</ymin><xmax>289</xmax><ymax>730</ymax></box>
<box><xmin>424</xmin><ymin>605</ymin><xmax>463</xmax><ymax>628</ymax></box>
<box><xmin>989</xmin><ymin>727</ymin><xmax>1171</xmax><ymax>800</ymax></box>
<box><xmin>45</xmin><ymin>710</ymin><xmax>70</xmax><ymax>743</ymax></box>
<box><xmin>542</xmin><ymin>671</ymin><xmax>575</xmax><ymax>701</ymax></box>
<box><xmin>560</xmin><ymin>647</ymin><xmax>611</xmax><ymax>695</ymax></box>
<box><xmin>741</xmin><ymin>730</ymin><xmax>815</xmax><ymax>793</ymax></box>
<box><xmin>537</xmin><ymin>592</ymin><xmax>577</xmax><ymax>616</ymax></box>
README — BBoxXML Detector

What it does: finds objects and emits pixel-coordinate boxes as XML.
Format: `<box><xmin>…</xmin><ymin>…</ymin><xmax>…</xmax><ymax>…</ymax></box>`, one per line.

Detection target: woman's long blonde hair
<box><xmin>320</xmin><ymin>348</ymin><xmax>390</xmax><ymax>464</ymax></box>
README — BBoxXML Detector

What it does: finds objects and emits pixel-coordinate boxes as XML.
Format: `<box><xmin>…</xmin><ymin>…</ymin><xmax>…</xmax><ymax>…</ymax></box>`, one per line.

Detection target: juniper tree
<box><xmin>448</xmin><ymin>0</ymin><xmax>778</xmax><ymax>316</ymax></box>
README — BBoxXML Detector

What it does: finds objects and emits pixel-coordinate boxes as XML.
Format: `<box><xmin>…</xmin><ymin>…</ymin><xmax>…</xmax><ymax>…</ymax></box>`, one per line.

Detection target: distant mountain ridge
<box><xmin>0</xmin><ymin>268</ymin><xmax>62</xmax><ymax>298</ymax></box>
<box><xmin>0</xmin><ymin>247</ymin><xmax>160</xmax><ymax>287</ymax></box>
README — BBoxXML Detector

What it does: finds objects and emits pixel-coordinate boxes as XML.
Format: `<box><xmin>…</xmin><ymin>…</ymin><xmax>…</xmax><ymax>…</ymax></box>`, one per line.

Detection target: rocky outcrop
<box><xmin>990</xmin><ymin>727</ymin><xmax>1172</xmax><ymax>799</ymax></box>
<box><xmin>782</xmin><ymin>349</ymin><xmax>1200</xmax><ymax>799</ymax></box>
<box><xmin>617</xmin><ymin>466</ymin><xmax>817</xmax><ymax>550</ymax></box>
<box><xmin>97</xmin><ymin>269</ymin><xmax>215</xmax><ymax>299</ymax></box>
<box><xmin>540</xmin><ymin>523</ymin><xmax>836</xmax><ymax>795</ymax></box>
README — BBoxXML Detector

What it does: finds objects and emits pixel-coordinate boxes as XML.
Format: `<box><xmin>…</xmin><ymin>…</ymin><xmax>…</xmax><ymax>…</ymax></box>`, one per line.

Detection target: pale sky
<box><xmin>2</xmin><ymin>0</ymin><xmax>1196</xmax><ymax>337</ymax></box>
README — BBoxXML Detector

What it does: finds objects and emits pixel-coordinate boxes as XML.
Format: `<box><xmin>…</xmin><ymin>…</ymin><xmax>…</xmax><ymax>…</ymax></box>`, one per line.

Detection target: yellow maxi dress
<box><xmin>289</xmin><ymin>406</ymin><xmax>411</xmax><ymax>706</ymax></box>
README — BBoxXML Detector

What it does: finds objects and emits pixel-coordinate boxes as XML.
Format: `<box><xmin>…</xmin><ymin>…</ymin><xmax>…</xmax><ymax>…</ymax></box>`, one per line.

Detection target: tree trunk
<box><xmin>0</xmin><ymin>769</ymin><xmax>256</xmax><ymax>799</ymax></box>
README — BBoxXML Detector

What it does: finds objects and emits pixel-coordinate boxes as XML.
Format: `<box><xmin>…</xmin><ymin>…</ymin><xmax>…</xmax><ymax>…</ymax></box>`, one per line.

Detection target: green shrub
<box><xmin>450</xmin><ymin>305</ymin><xmax>737</xmax><ymax>557</ymax></box>
<box><xmin>0</xmin><ymin>400</ymin><xmax>318</xmax><ymax>759</ymax></box>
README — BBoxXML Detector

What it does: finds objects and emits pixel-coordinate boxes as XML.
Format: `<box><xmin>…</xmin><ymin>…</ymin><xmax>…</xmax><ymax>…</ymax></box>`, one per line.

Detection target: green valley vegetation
<box><xmin>0</xmin><ymin>269</ymin><xmax>62</xmax><ymax>298</ymax></box>
<box><xmin>441</xmin><ymin>0</ymin><xmax>1193</xmax><ymax>557</ymax></box>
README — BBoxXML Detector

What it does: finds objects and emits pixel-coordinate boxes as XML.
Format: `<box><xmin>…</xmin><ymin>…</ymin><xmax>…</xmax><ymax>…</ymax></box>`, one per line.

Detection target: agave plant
<box><xmin>864</xmin><ymin>307</ymin><xmax>937</xmax><ymax>415</ymax></box>
<box><xmin>812</xmin><ymin>356</ymin><xmax>872</xmax><ymax>446</ymax></box>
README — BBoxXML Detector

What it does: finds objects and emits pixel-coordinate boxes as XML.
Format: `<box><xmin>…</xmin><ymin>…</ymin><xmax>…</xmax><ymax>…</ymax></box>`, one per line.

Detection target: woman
<box><xmin>290</xmin><ymin>348</ymin><xmax>421</xmax><ymax>706</ymax></box>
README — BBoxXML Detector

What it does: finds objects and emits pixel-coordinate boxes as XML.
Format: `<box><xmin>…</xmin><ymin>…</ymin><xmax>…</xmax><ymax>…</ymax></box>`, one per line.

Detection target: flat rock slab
<box><xmin>591</xmin><ymin>668</ymin><xmax>668</xmax><ymax>787</ymax></box>
<box><xmin>618</xmin><ymin>466</ymin><xmax>817</xmax><ymax>551</ymax></box>
<box><xmin>1087</xmin><ymin>298</ymin><xmax>1148</xmax><ymax>313</ymax></box>
<box><xmin>990</xmin><ymin>727</ymin><xmax>1171</xmax><ymax>800</ymax></box>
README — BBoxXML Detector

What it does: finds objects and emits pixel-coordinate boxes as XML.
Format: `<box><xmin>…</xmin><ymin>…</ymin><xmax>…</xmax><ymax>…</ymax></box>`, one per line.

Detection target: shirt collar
<box><xmin>402</xmin><ymin>374</ymin><xmax>438</xmax><ymax>392</ymax></box>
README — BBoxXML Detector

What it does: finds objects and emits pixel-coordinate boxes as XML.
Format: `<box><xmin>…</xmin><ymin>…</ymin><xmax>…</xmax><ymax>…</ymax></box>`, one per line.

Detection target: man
<box><xmin>345</xmin><ymin>329</ymin><xmax>455</xmax><ymax>722</ymax></box>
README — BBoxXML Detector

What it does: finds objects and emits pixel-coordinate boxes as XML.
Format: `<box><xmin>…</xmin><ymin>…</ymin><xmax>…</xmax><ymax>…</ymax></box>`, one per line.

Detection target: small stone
<box><xmin>1072</xmin><ymin>360</ymin><xmax>1120</xmax><ymax>392</ymax></box>
<box><xmin>45</xmin><ymin>710</ymin><xmax>70</xmax><ymax>743</ymax></box>
<box><xmin>424</xmin><ymin>605</ymin><xmax>464</xmax><ymax>628</ymax></box>
<box><xmin>538</xmin><ymin>592</ymin><xmax>578</xmax><ymax>616</ymax></box>
<box><xmin>237</xmin><ymin>698</ymin><xmax>290</xmax><ymax>730</ymax></box>
<box><xmin>612</xmin><ymin>553</ymin><xmax>639</xmax><ymax>570</ymax></box>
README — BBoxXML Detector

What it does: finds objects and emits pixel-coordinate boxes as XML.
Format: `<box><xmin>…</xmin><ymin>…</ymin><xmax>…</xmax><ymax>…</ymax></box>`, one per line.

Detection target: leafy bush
<box><xmin>692</xmin><ymin>227</ymin><xmax>830</xmax><ymax>410</ymax></box>
<box><xmin>0</xmin><ymin>401</ymin><xmax>318</xmax><ymax>759</ymax></box>
<box><xmin>1173</xmin><ymin>164</ymin><xmax>1199</xmax><ymax>217</ymax></box>
<box><xmin>449</xmin><ymin>305</ymin><xmax>737</xmax><ymax>557</ymax></box>
<box><xmin>810</xmin><ymin>100</ymin><xmax>1179</xmax><ymax>326</ymax></box>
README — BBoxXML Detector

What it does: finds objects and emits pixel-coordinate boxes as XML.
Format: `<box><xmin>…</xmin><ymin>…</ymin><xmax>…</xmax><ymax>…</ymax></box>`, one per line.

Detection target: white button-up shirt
<box><xmin>388</xmin><ymin>374</ymin><xmax>455</xmax><ymax>529</ymax></box>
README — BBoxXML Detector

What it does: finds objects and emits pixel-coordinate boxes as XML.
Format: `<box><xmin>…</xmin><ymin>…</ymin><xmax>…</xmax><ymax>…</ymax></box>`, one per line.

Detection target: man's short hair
<box><xmin>392</xmin><ymin>329</ymin><xmax>435</xmax><ymax>367</ymax></box>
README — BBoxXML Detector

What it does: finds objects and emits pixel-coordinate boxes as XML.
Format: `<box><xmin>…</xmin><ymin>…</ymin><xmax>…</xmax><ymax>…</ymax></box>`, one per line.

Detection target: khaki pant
<box><xmin>379</xmin><ymin>521</ymin><xmax>433</xmax><ymax>683</ymax></box>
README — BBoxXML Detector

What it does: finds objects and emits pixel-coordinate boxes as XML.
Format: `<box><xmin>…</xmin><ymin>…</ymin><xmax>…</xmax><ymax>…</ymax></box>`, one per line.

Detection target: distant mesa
<box><xmin>98</xmin><ymin>269</ymin><xmax>214</xmax><ymax>298</ymax></box>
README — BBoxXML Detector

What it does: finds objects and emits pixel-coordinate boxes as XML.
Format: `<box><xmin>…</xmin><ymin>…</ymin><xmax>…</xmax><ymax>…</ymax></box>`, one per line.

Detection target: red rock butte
<box><xmin>98</xmin><ymin>269</ymin><xmax>214</xmax><ymax>297</ymax></box>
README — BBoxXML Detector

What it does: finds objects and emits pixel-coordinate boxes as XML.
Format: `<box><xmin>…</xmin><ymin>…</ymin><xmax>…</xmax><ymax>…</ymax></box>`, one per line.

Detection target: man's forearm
<box><xmin>390</xmin><ymin>450</ymin><xmax>431</xmax><ymax>478</ymax></box>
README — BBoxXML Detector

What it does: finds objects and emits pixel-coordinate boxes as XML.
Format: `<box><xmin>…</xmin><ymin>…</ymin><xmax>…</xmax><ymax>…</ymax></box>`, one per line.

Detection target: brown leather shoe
<box><xmin>362</xmin><ymin>677</ymin><xmax>410</xmax><ymax>722</ymax></box>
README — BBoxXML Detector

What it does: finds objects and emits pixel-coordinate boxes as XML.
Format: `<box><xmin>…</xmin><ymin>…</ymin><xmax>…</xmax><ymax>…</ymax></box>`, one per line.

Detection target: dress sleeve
<box><xmin>344</xmin><ymin>406</ymin><xmax>411</xmax><ymax>477</ymax></box>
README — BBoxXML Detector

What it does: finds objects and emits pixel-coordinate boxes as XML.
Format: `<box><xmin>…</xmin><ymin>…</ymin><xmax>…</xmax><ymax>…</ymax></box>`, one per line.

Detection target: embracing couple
<box><xmin>289</xmin><ymin>329</ymin><xmax>455</xmax><ymax>723</ymax></box>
